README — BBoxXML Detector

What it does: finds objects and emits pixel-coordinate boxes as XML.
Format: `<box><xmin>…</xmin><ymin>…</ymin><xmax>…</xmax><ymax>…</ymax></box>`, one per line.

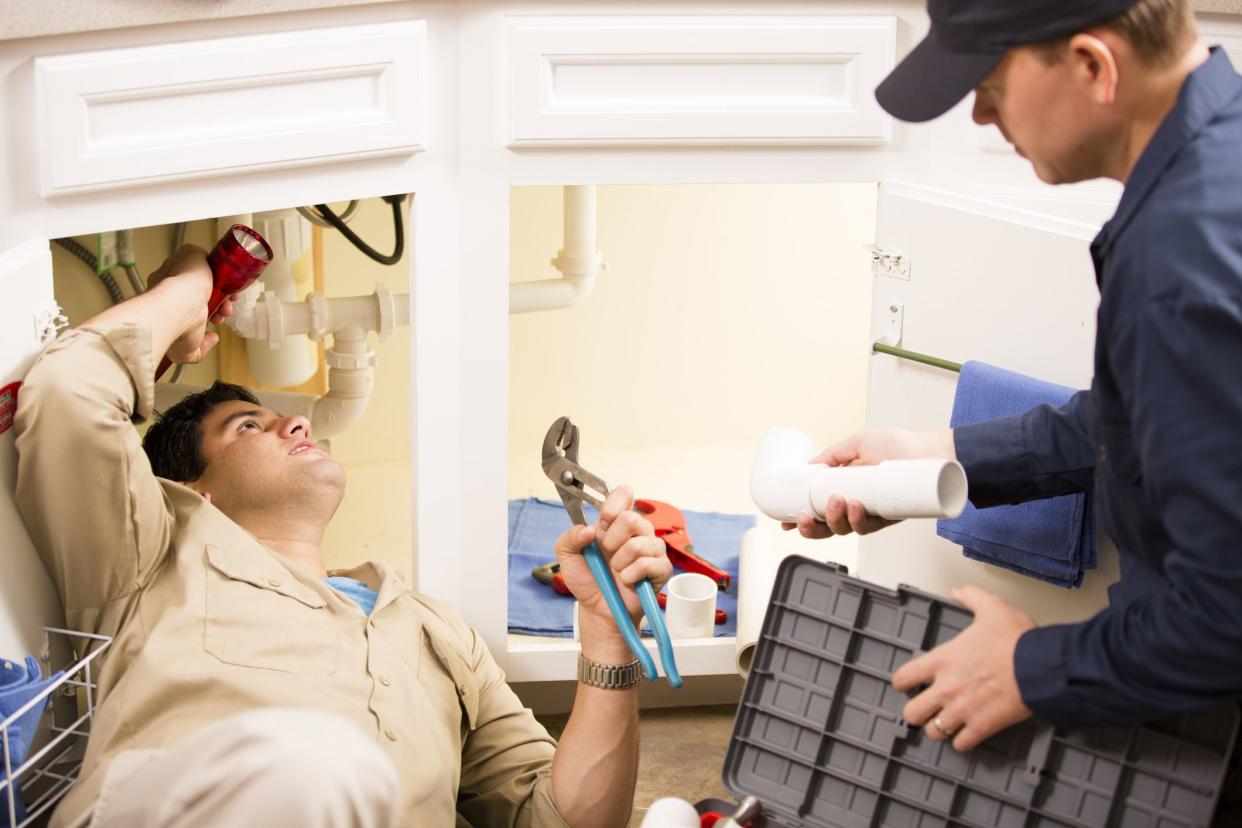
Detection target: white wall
<box><xmin>508</xmin><ymin>183</ymin><xmax>877</xmax><ymax>519</ymax></box>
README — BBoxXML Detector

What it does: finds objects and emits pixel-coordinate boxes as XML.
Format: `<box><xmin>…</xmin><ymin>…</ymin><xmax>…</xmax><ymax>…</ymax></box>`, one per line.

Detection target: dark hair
<box><xmin>1033</xmin><ymin>0</ymin><xmax>1196</xmax><ymax>67</ymax></box>
<box><xmin>143</xmin><ymin>381</ymin><xmax>259</xmax><ymax>482</ymax></box>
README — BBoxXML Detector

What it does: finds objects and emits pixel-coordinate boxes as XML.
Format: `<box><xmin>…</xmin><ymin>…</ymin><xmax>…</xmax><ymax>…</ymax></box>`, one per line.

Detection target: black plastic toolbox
<box><xmin>720</xmin><ymin>556</ymin><xmax>1239</xmax><ymax>828</ymax></box>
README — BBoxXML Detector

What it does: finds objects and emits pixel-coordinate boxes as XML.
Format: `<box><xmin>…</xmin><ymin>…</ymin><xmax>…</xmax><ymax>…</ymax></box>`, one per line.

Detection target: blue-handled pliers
<box><xmin>541</xmin><ymin>416</ymin><xmax>682</xmax><ymax>689</ymax></box>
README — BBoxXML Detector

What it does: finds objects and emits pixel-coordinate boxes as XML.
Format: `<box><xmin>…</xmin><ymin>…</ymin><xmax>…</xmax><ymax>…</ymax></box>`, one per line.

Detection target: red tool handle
<box><xmin>634</xmin><ymin>499</ymin><xmax>732</xmax><ymax>592</ymax></box>
<box><xmin>665</xmin><ymin>546</ymin><xmax>731</xmax><ymax>592</ymax></box>
<box><xmin>656</xmin><ymin>590</ymin><xmax>726</xmax><ymax>625</ymax></box>
<box><xmin>155</xmin><ymin>224</ymin><xmax>274</xmax><ymax>381</ymax></box>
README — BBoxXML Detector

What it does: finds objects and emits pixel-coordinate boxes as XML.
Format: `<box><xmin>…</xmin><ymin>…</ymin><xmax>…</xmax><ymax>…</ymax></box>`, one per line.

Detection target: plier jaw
<box><xmin>541</xmin><ymin>416</ymin><xmax>608</xmax><ymax>525</ymax></box>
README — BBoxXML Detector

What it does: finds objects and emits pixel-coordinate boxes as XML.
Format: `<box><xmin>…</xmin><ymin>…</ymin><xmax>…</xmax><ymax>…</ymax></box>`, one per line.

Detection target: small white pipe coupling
<box><xmin>750</xmin><ymin>426</ymin><xmax>968</xmax><ymax>522</ymax></box>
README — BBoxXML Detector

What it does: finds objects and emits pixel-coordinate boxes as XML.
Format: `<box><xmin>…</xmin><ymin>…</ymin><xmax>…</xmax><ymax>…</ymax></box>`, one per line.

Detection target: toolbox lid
<box><xmin>722</xmin><ymin>556</ymin><xmax>1239</xmax><ymax>828</ymax></box>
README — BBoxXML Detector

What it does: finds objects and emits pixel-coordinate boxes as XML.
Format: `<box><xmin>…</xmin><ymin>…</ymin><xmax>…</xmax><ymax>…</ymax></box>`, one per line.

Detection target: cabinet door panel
<box><xmin>36</xmin><ymin>21</ymin><xmax>426</xmax><ymax>196</ymax></box>
<box><xmin>506</xmin><ymin>15</ymin><xmax>895</xmax><ymax>147</ymax></box>
<box><xmin>860</xmin><ymin>182</ymin><xmax>1117</xmax><ymax>625</ymax></box>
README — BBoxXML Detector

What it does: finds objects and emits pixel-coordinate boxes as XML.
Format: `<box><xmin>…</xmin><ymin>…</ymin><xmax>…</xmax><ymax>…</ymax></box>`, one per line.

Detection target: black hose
<box><xmin>123</xmin><ymin>264</ymin><xmax>145</xmax><ymax>296</ymax></box>
<box><xmin>314</xmin><ymin>195</ymin><xmax>405</xmax><ymax>266</ymax></box>
<box><xmin>54</xmin><ymin>238</ymin><xmax>124</xmax><ymax>304</ymax></box>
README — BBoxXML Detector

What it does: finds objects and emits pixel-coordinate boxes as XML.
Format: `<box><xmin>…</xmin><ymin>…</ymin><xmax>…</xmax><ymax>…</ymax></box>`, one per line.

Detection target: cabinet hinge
<box><xmin>865</xmin><ymin>244</ymin><xmax>910</xmax><ymax>280</ymax></box>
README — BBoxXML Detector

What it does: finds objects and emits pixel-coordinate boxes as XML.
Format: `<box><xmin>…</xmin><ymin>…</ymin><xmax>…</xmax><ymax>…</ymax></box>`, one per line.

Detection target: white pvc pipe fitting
<box><xmin>663</xmin><ymin>573</ymin><xmax>718</xmax><ymax>639</ymax></box>
<box><xmin>750</xmin><ymin>426</ymin><xmax>967</xmax><ymax>522</ymax></box>
<box><xmin>639</xmin><ymin>798</ymin><xmax>701</xmax><ymax>828</ymax></box>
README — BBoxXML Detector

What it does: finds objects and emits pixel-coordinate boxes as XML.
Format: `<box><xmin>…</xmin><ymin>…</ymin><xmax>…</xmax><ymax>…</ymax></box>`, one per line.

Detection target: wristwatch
<box><xmin>577</xmin><ymin>654</ymin><xmax>643</xmax><ymax>690</ymax></box>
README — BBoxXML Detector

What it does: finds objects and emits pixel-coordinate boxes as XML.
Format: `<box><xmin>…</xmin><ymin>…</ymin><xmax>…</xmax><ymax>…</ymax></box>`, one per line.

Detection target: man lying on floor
<box><xmin>14</xmin><ymin>244</ymin><xmax>669</xmax><ymax>828</ymax></box>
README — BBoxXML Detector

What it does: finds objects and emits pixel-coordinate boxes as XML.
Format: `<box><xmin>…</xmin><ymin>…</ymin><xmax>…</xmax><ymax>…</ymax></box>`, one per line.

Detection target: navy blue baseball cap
<box><xmin>876</xmin><ymin>0</ymin><xmax>1142</xmax><ymax>122</ymax></box>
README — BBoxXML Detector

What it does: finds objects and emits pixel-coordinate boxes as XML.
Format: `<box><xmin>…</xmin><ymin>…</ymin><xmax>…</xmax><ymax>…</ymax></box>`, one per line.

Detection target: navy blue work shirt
<box><xmin>953</xmin><ymin>47</ymin><xmax>1242</xmax><ymax>728</ymax></box>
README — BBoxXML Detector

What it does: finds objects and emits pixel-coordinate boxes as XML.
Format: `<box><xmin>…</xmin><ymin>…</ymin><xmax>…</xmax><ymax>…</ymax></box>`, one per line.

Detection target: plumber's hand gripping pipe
<box><xmin>155</xmin><ymin>224</ymin><xmax>274</xmax><ymax>381</ymax></box>
<box><xmin>541</xmin><ymin>417</ymin><xmax>682</xmax><ymax>689</ymax></box>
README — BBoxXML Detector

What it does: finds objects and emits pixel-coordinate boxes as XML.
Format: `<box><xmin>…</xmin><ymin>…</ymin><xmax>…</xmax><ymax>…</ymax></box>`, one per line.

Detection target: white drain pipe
<box><xmin>213</xmin><ymin>284</ymin><xmax>408</xmax><ymax>439</ymax></box>
<box><xmin>245</xmin><ymin>209</ymin><xmax>317</xmax><ymax>388</ymax></box>
<box><xmin>510</xmin><ymin>185</ymin><xmax>607</xmax><ymax>314</ymax></box>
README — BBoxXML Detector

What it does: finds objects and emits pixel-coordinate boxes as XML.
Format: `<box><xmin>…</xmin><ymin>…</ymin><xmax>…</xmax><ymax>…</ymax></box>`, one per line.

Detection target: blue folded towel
<box><xmin>507</xmin><ymin>498</ymin><xmax>754</xmax><ymax>638</ymax></box>
<box><xmin>1</xmin><ymin>656</ymin><xmax>62</xmax><ymax>826</ymax></box>
<box><xmin>937</xmin><ymin>362</ymin><xmax>1098</xmax><ymax>588</ymax></box>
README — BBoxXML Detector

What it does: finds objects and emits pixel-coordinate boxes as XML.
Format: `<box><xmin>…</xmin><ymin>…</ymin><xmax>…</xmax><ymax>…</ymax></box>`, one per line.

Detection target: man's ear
<box><xmin>1067</xmin><ymin>33</ymin><xmax>1120</xmax><ymax>106</ymax></box>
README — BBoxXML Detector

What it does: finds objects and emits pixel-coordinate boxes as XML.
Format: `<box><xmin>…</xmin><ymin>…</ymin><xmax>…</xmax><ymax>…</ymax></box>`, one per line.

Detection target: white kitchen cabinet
<box><xmin>3</xmin><ymin>2</ymin><xmax>1241</xmax><ymax>689</ymax></box>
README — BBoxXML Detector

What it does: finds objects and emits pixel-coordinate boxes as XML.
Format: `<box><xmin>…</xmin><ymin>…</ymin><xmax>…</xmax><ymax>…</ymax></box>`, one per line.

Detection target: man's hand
<box><xmin>553</xmin><ymin>485</ymin><xmax>672</xmax><ymax>633</ymax></box>
<box><xmin>892</xmin><ymin>586</ymin><xmax>1035</xmax><ymax>751</ymax></box>
<box><xmin>144</xmin><ymin>245</ymin><xmax>235</xmax><ymax>365</ymax></box>
<box><xmin>782</xmin><ymin>428</ymin><xmax>957</xmax><ymax>539</ymax></box>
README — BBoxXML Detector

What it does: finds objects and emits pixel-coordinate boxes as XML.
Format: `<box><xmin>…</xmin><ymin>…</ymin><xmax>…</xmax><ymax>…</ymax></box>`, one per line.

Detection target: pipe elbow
<box><xmin>749</xmin><ymin>427</ymin><xmax>821</xmax><ymax>522</ymax></box>
<box><xmin>311</xmin><ymin>369</ymin><xmax>374</xmax><ymax>440</ymax></box>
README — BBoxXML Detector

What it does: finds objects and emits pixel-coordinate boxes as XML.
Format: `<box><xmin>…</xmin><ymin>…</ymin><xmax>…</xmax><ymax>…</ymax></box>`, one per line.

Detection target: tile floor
<box><xmin>537</xmin><ymin>704</ymin><xmax>739</xmax><ymax>827</ymax></box>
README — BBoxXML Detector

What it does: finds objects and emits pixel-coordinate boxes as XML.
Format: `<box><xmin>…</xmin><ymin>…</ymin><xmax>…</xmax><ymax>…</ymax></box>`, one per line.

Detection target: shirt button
<box><xmin>378</xmin><ymin>676</ymin><xmax>391</xmax><ymax>687</ymax></box>
<box><xmin>267</xmin><ymin>577</ymin><xmax>282</xmax><ymax>587</ymax></box>
<box><xmin>1098</xmin><ymin>445</ymin><xmax>1108</xmax><ymax>463</ymax></box>
<box><xmin>385</xmin><ymin>729</ymin><xmax>398</xmax><ymax>742</ymax></box>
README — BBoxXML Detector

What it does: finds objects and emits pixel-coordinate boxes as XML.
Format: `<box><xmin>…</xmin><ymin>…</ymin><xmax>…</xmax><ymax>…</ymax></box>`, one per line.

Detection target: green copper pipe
<box><xmin>873</xmin><ymin>342</ymin><xmax>962</xmax><ymax>373</ymax></box>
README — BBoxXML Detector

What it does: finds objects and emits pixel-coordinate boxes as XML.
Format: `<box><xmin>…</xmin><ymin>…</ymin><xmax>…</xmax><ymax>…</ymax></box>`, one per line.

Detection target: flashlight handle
<box><xmin>154</xmin><ymin>224</ymin><xmax>272</xmax><ymax>381</ymax></box>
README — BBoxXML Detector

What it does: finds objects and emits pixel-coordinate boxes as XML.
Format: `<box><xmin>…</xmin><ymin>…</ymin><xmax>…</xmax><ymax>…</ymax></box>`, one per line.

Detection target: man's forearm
<box><xmin>82</xmin><ymin>276</ymin><xmax>208</xmax><ymax>366</ymax></box>
<box><xmin>550</xmin><ymin>614</ymin><xmax>640</xmax><ymax>828</ymax></box>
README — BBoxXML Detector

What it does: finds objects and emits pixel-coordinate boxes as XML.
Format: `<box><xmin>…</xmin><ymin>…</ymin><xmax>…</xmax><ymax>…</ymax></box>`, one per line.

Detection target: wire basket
<box><xmin>1</xmin><ymin>628</ymin><xmax>111</xmax><ymax>828</ymax></box>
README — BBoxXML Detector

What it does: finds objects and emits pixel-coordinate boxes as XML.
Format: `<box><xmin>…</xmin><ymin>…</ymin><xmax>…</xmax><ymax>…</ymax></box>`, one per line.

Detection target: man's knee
<box><xmin>238</xmin><ymin>709</ymin><xmax>397</xmax><ymax>791</ymax></box>
<box><xmin>180</xmin><ymin>708</ymin><xmax>399</xmax><ymax>826</ymax></box>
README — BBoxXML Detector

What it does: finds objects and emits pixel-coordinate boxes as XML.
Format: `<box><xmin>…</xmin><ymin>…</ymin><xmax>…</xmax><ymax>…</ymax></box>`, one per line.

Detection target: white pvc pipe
<box><xmin>509</xmin><ymin>185</ymin><xmax>606</xmax><ymax>314</ymax></box>
<box><xmin>157</xmin><ymin>283</ymin><xmax>407</xmax><ymax>442</ymax></box>
<box><xmin>311</xmin><ymin>330</ymin><xmax>375</xmax><ymax>439</ymax></box>
<box><xmin>244</xmin><ymin>209</ymin><xmax>315</xmax><ymax>387</ymax></box>
<box><xmin>226</xmin><ymin>285</ymin><xmax>405</xmax><ymax>348</ymax></box>
<box><xmin>749</xmin><ymin>426</ymin><xmax>968</xmax><ymax>522</ymax></box>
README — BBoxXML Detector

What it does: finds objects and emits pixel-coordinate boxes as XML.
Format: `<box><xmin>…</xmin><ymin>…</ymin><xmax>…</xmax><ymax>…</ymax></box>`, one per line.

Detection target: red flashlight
<box><xmin>155</xmin><ymin>224</ymin><xmax>273</xmax><ymax>381</ymax></box>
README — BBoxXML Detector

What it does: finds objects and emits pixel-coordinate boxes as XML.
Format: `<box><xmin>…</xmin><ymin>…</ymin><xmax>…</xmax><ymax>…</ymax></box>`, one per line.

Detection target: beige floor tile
<box><xmin>538</xmin><ymin>704</ymin><xmax>739</xmax><ymax>827</ymax></box>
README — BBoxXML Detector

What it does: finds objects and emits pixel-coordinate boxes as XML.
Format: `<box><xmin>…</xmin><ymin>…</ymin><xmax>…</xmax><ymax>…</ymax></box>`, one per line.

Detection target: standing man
<box><xmin>789</xmin><ymin>0</ymin><xmax>1242</xmax><ymax>789</ymax></box>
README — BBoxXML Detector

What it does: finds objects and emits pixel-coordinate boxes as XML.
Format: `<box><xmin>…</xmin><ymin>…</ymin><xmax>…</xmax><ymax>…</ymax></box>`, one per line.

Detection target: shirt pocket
<box><xmin>419</xmin><ymin>618</ymin><xmax>479</xmax><ymax>733</ymax></box>
<box><xmin>203</xmin><ymin>544</ymin><xmax>340</xmax><ymax>675</ymax></box>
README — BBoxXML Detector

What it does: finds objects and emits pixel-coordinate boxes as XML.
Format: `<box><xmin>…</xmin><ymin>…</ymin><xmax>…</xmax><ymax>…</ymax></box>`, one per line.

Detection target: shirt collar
<box><xmin>328</xmin><ymin>560</ymin><xmax>408</xmax><ymax>613</ymax></box>
<box><xmin>1092</xmin><ymin>47</ymin><xmax>1242</xmax><ymax>274</ymax></box>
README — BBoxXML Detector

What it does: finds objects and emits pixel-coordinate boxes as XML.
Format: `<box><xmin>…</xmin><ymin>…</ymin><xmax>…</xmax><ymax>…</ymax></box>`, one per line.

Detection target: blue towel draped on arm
<box><xmin>937</xmin><ymin>362</ymin><xmax>1098</xmax><ymax>588</ymax></box>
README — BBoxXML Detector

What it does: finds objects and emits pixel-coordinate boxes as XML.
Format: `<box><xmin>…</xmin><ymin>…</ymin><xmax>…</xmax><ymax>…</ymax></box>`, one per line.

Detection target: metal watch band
<box><xmin>576</xmin><ymin>654</ymin><xmax>643</xmax><ymax>690</ymax></box>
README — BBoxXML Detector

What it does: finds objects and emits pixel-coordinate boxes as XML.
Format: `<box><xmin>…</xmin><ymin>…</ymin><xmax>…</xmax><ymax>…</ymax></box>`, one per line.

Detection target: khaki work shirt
<box><xmin>14</xmin><ymin>324</ymin><xmax>569</xmax><ymax>828</ymax></box>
